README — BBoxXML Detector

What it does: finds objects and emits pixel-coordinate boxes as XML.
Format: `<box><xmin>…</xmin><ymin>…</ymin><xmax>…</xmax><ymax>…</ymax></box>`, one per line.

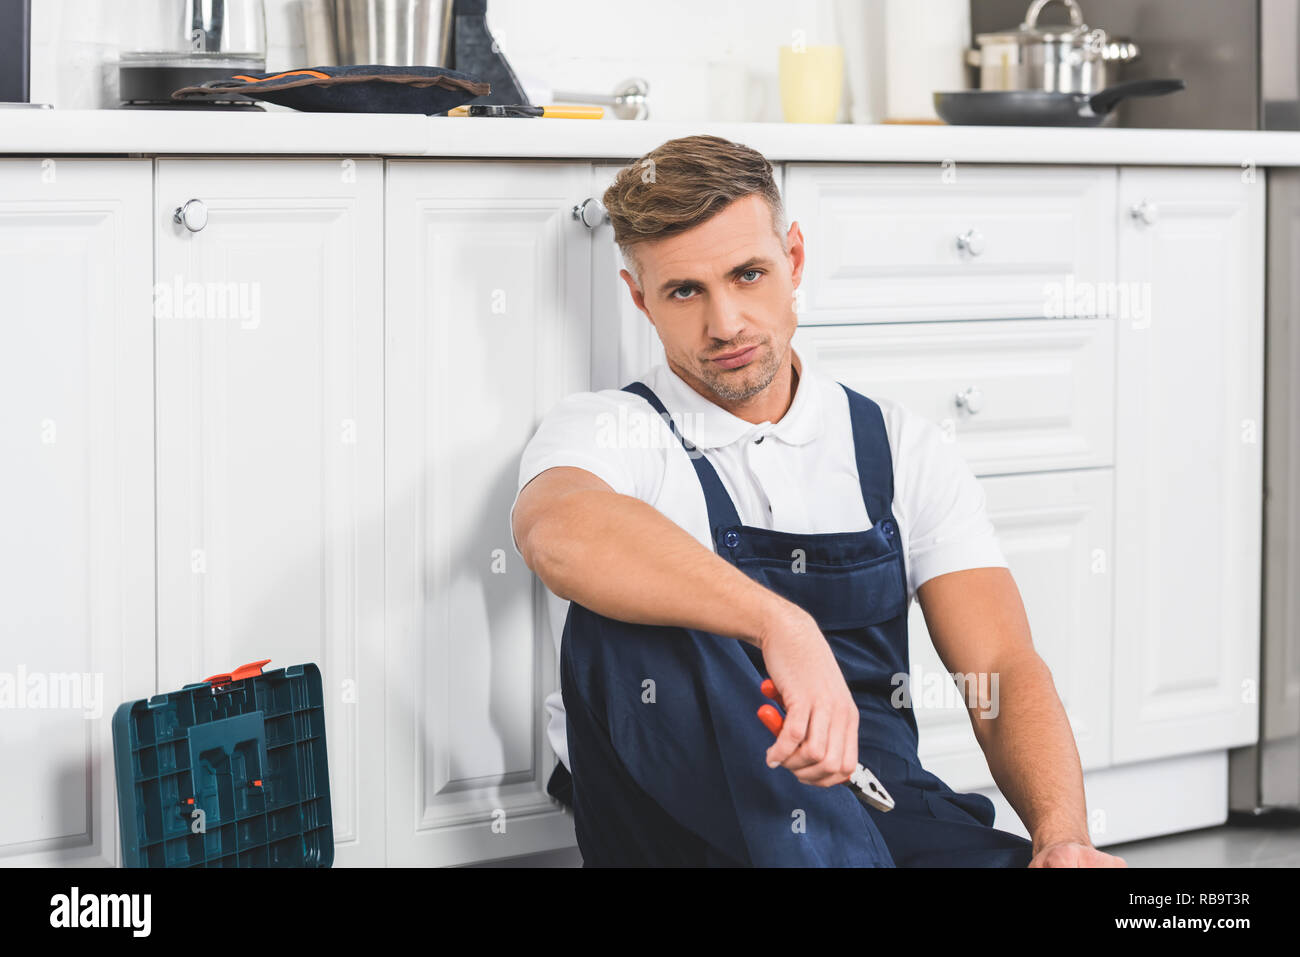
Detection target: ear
<box><xmin>620</xmin><ymin>268</ymin><xmax>654</xmax><ymax>324</ymax></box>
<box><xmin>786</xmin><ymin>221</ymin><xmax>807</xmax><ymax>291</ymax></box>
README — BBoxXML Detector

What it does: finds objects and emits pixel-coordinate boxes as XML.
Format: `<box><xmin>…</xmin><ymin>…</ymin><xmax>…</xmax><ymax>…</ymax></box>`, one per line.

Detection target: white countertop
<box><xmin>3</xmin><ymin>110</ymin><xmax>1300</xmax><ymax>166</ymax></box>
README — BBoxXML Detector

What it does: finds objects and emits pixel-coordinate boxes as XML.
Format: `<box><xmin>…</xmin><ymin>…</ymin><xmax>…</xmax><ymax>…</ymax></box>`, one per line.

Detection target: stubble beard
<box><xmin>695</xmin><ymin>340</ymin><xmax>784</xmax><ymax>402</ymax></box>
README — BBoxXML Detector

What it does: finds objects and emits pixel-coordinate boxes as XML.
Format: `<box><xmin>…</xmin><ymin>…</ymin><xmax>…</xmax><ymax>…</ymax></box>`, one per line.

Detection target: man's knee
<box><xmin>562</xmin><ymin>607</ymin><xmax>748</xmax><ymax>729</ymax></box>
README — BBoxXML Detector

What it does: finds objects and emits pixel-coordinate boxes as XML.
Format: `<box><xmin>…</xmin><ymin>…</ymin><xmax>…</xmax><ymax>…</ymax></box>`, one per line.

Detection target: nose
<box><xmin>703</xmin><ymin>286</ymin><xmax>748</xmax><ymax>344</ymax></box>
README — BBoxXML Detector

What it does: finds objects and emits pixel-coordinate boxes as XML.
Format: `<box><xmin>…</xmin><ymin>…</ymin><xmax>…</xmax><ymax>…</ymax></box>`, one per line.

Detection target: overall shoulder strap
<box><xmin>840</xmin><ymin>383</ymin><xmax>895</xmax><ymax>525</ymax></box>
<box><xmin>621</xmin><ymin>381</ymin><xmax>742</xmax><ymax>533</ymax></box>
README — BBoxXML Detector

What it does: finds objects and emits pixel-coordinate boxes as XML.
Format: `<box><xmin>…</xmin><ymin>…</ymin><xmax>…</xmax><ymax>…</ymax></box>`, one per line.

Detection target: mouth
<box><xmin>709</xmin><ymin>344</ymin><xmax>761</xmax><ymax>370</ymax></box>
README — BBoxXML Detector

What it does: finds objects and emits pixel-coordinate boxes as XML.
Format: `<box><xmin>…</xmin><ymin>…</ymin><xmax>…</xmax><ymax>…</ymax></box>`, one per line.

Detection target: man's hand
<box><xmin>757</xmin><ymin>606</ymin><xmax>859</xmax><ymax>787</ymax></box>
<box><xmin>1029</xmin><ymin>841</ymin><xmax>1128</xmax><ymax>867</ymax></box>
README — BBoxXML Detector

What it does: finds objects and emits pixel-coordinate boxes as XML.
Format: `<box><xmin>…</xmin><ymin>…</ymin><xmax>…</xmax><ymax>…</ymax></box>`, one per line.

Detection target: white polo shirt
<box><xmin>509</xmin><ymin>345</ymin><xmax>1007</xmax><ymax>770</ymax></box>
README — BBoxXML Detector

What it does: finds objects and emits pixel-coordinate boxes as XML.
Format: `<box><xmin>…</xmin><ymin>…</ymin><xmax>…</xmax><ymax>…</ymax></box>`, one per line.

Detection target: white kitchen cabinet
<box><xmin>784</xmin><ymin>164</ymin><xmax>1116</xmax><ymax>323</ymax></box>
<box><xmin>0</xmin><ymin>149</ymin><xmax>1272</xmax><ymax>868</ymax></box>
<box><xmin>793</xmin><ymin>318</ymin><xmax>1115</xmax><ymax>476</ymax></box>
<box><xmin>153</xmin><ymin>159</ymin><xmax>386</xmax><ymax>866</ymax></box>
<box><xmin>384</xmin><ymin>160</ymin><xmax>589</xmax><ymax>865</ymax></box>
<box><xmin>0</xmin><ymin>159</ymin><xmax>154</xmax><ymax>866</ymax></box>
<box><xmin>1111</xmin><ymin>167</ymin><xmax>1264</xmax><ymax>764</ymax></box>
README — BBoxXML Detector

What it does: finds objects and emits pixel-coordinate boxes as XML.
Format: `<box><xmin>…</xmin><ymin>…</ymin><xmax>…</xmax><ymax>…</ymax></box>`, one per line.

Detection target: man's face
<box><xmin>620</xmin><ymin>193</ymin><xmax>806</xmax><ymax>406</ymax></box>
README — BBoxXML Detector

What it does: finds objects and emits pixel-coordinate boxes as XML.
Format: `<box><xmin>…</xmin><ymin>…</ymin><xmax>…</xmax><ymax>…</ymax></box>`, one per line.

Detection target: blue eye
<box><xmin>669</xmin><ymin>270</ymin><xmax>761</xmax><ymax>301</ymax></box>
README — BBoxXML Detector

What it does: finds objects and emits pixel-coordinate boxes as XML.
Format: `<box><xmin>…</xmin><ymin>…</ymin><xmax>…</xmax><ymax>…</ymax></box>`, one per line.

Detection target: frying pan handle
<box><xmin>1089</xmin><ymin>78</ymin><xmax>1186</xmax><ymax>115</ymax></box>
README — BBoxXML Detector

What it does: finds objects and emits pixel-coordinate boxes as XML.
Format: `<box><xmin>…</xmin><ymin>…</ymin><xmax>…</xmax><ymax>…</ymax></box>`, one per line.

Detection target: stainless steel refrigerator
<box><xmin>1231</xmin><ymin>164</ymin><xmax>1300</xmax><ymax>824</ymax></box>
<box><xmin>1232</xmin><ymin>0</ymin><xmax>1300</xmax><ymax>823</ymax></box>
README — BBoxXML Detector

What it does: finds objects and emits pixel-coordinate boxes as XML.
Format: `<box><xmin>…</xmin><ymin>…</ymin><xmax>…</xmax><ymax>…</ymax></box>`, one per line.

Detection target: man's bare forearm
<box><xmin>971</xmin><ymin>651</ymin><xmax>1091</xmax><ymax>851</ymax></box>
<box><xmin>519</xmin><ymin>486</ymin><xmax>804</xmax><ymax>647</ymax></box>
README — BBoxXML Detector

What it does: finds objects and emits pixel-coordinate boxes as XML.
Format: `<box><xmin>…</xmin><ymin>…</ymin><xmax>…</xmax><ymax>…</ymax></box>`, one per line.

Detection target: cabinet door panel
<box><xmin>1112</xmin><ymin>167</ymin><xmax>1263</xmax><ymax>763</ymax></box>
<box><xmin>385</xmin><ymin>160</ymin><xmax>588</xmax><ymax>865</ymax></box>
<box><xmin>154</xmin><ymin>159</ymin><xmax>385</xmax><ymax>865</ymax></box>
<box><xmin>909</xmin><ymin>470</ymin><xmax>1114</xmax><ymax>792</ymax></box>
<box><xmin>0</xmin><ymin>159</ymin><xmax>154</xmax><ymax>866</ymax></box>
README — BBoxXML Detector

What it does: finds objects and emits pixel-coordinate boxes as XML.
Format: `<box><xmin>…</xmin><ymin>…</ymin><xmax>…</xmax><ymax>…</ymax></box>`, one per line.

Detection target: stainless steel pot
<box><xmin>302</xmin><ymin>0</ymin><xmax>452</xmax><ymax>67</ymax></box>
<box><xmin>966</xmin><ymin>0</ymin><xmax>1139</xmax><ymax>94</ymax></box>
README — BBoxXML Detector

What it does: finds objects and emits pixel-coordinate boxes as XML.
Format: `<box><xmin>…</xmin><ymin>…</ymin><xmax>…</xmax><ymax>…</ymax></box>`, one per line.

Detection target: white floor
<box><xmin>1102</xmin><ymin>822</ymin><xmax>1300</xmax><ymax>868</ymax></box>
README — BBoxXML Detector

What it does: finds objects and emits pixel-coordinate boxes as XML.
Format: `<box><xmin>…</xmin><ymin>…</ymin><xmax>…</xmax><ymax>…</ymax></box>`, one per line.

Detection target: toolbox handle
<box><xmin>204</xmin><ymin>658</ymin><xmax>271</xmax><ymax>687</ymax></box>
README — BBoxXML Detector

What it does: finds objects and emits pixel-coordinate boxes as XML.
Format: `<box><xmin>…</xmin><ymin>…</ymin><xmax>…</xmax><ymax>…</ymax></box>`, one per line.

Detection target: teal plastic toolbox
<box><xmin>111</xmin><ymin>659</ymin><xmax>333</xmax><ymax>867</ymax></box>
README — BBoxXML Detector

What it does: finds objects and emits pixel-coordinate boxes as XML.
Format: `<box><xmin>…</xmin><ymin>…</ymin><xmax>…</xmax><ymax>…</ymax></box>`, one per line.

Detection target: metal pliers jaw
<box><xmin>849</xmin><ymin>764</ymin><xmax>895</xmax><ymax>813</ymax></box>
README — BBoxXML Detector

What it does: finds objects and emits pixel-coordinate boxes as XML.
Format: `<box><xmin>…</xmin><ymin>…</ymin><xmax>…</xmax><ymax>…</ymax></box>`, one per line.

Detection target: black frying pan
<box><xmin>934</xmin><ymin>79</ymin><xmax>1186</xmax><ymax>127</ymax></box>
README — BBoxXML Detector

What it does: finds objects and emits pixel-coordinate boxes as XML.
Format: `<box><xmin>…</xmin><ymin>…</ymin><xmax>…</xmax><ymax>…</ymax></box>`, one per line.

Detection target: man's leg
<box><xmin>857</xmin><ymin>747</ymin><xmax>1034</xmax><ymax>868</ymax></box>
<box><xmin>561</xmin><ymin>603</ymin><xmax>895</xmax><ymax>867</ymax></box>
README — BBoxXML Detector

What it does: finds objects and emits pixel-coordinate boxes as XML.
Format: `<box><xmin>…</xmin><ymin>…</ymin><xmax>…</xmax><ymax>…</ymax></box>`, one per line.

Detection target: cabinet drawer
<box><xmin>793</xmin><ymin>318</ymin><xmax>1115</xmax><ymax>475</ymax></box>
<box><xmin>785</xmin><ymin>164</ymin><xmax>1116</xmax><ymax>323</ymax></box>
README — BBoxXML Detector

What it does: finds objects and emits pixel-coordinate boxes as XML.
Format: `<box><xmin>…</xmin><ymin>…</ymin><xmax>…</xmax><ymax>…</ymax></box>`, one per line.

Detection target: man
<box><xmin>510</xmin><ymin>134</ymin><xmax>1125</xmax><ymax>868</ymax></box>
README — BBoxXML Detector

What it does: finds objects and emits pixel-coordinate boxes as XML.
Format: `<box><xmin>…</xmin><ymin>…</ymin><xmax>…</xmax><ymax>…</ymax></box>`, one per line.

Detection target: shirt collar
<box><xmin>648</xmin><ymin>344</ymin><xmax>825</xmax><ymax>450</ymax></box>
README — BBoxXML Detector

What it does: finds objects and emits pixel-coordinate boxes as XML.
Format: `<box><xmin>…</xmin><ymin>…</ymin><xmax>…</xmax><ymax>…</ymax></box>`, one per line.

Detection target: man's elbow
<box><xmin>514</xmin><ymin>508</ymin><xmax>575</xmax><ymax>597</ymax></box>
<box><xmin>513</xmin><ymin>470</ymin><xmax>621</xmax><ymax>598</ymax></box>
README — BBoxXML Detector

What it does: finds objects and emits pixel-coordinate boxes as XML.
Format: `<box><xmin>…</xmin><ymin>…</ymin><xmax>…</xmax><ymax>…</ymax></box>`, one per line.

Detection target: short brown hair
<box><xmin>602</xmin><ymin>134</ymin><xmax>787</xmax><ymax>288</ymax></box>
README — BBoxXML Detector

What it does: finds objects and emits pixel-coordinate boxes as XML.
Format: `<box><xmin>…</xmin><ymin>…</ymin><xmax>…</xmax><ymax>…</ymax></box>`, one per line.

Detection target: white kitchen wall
<box><xmin>28</xmin><ymin>0</ymin><xmax>880</xmax><ymax>121</ymax></box>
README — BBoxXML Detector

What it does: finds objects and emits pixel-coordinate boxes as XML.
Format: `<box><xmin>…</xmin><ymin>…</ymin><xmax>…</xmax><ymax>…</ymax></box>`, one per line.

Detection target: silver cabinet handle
<box><xmin>572</xmin><ymin>197</ymin><xmax>609</xmax><ymax>229</ymax></box>
<box><xmin>954</xmin><ymin>385</ymin><xmax>984</xmax><ymax>414</ymax></box>
<box><xmin>173</xmin><ymin>198</ymin><xmax>208</xmax><ymax>233</ymax></box>
<box><xmin>1130</xmin><ymin>200</ymin><xmax>1158</xmax><ymax>226</ymax></box>
<box><xmin>956</xmin><ymin>228</ymin><xmax>986</xmax><ymax>257</ymax></box>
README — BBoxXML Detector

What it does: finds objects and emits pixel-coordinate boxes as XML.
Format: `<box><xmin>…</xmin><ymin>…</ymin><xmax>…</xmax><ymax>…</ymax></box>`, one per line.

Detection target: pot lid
<box><xmin>975</xmin><ymin>0</ymin><xmax>1101</xmax><ymax>44</ymax></box>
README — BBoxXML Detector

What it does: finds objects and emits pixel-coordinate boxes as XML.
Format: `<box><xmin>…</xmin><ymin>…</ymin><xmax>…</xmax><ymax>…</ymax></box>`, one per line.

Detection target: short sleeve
<box><xmin>887</xmin><ymin>401</ymin><xmax>1007</xmax><ymax>597</ymax></box>
<box><xmin>509</xmin><ymin>390</ymin><xmax>668</xmax><ymax>558</ymax></box>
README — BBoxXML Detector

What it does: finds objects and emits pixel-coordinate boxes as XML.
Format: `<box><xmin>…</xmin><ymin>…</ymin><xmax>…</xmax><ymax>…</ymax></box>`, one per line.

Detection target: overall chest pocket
<box><xmin>732</xmin><ymin>547</ymin><xmax>908</xmax><ymax>632</ymax></box>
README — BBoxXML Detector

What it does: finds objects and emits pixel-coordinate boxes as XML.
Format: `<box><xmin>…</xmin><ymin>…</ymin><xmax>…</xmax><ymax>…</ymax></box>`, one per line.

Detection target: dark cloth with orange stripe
<box><xmin>171</xmin><ymin>64</ymin><xmax>490</xmax><ymax>114</ymax></box>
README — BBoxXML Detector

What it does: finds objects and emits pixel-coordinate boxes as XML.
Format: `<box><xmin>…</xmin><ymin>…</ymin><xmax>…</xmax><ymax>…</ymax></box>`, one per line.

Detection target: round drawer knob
<box><xmin>954</xmin><ymin>385</ymin><xmax>984</xmax><ymax>414</ymax></box>
<box><xmin>173</xmin><ymin>198</ymin><xmax>208</xmax><ymax>233</ymax></box>
<box><xmin>572</xmin><ymin>197</ymin><xmax>609</xmax><ymax>229</ymax></box>
<box><xmin>956</xmin><ymin>228</ymin><xmax>986</xmax><ymax>257</ymax></box>
<box><xmin>1130</xmin><ymin>200</ymin><xmax>1158</xmax><ymax>226</ymax></box>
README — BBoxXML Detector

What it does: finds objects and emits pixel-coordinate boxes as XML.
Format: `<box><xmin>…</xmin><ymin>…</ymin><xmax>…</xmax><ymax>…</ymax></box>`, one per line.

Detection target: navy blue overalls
<box><xmin>556</xmin><ymin>378</ymin><xmax>1034</xmax><ymax>867</ymax></box>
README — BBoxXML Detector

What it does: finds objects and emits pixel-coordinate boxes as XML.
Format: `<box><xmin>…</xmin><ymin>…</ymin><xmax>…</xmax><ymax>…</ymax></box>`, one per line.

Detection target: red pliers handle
<box><xmin>756</xmin><ymin>678</ymin><xmax>895</xmax><ymax>813</ymax></box>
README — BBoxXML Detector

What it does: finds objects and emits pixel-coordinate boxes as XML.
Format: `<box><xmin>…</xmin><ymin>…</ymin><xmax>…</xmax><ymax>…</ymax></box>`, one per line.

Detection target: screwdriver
<box><xmin>756</xmin><ymin>678</ymin><xmax>895</xmax><ymax>812</ymax></box>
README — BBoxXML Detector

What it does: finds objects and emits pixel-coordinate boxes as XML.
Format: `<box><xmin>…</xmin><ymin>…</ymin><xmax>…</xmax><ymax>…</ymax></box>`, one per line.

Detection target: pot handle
<box><xmin>1099</xmin><ymin>39</ymin><xmax>1141</xmax><ymax>63</ymax></box>
<box><xmin>1023</xmin><ymin>0</ymin><xmax>1084</xmax><ymax>29</ymax></box>
<box><xmin>1088</xmin><ymin>78</ymin><xmax>1186</xmax><ymax>114</ymax></box>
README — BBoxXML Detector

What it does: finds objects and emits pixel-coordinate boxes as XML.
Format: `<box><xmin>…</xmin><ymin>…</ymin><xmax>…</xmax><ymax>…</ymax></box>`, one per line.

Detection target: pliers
<box><xmin>756</xmin><ymin>678</ymin><xmax>895</xmax><ymax>813</ymax></box>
